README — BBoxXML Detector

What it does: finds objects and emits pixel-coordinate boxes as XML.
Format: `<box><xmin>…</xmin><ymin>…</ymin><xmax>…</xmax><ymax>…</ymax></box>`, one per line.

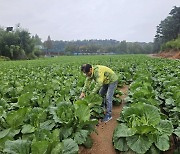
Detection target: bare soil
<box><xmin>79</xmin><ymin>85</ymin><xmax>129</xmax><ymax>154</ymax></box>
<box><xmin>149</xmin><ymin>50</ymin><xmax>180</xmax><ymax>59</ymax></box>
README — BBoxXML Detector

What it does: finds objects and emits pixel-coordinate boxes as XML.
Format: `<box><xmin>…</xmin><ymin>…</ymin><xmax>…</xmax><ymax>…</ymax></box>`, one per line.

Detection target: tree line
<box><xmin>44</xmin><ymin>37</ymin><xmax>153</xmax><ymax>55</ymax></box>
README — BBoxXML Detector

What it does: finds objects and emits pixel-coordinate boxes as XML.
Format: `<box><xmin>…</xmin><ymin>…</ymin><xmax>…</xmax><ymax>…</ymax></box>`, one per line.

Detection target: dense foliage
<box><xmin>161</xmin><ymin>35</ymin><xmax>180</xmax><ymax>51</ymax></box>
<box><xmin>0</xmin><ymin>27</ymin><xmax>42</xmax><ymax>60</ymax></box>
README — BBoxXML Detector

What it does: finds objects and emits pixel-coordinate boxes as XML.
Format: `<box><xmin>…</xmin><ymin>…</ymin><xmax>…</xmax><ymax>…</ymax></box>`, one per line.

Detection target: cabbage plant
<box><xmin>113</xmin><ymin>103</ymin><xmax>173</xmax><ymax>154</ymax></box>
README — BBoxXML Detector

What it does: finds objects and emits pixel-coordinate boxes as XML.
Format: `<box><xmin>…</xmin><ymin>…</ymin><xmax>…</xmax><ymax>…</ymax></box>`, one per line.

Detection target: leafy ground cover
<box><xmin>0</xmin><ymin>55</ymin><xmax>179</xmax><ymax>153</ymax></box>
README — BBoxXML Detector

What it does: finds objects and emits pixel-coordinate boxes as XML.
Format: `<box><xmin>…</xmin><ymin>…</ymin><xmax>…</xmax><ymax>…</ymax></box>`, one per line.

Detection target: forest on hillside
<box><xmin>154</xmin><ymin>6</ymin><xmax>180</xmax><ymax>52</ymax></box>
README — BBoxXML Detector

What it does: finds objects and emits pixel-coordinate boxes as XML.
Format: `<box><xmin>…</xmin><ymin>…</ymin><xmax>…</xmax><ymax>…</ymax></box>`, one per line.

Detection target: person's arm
<box><xmin>80</xmin><ymin>77</ymin><xmax>92</xmax><ymax>98</ymax></box>
<box><xmin>82</xmin><ymin>77</ymin><xmax>91</xmax><ymax>93</ymax></box>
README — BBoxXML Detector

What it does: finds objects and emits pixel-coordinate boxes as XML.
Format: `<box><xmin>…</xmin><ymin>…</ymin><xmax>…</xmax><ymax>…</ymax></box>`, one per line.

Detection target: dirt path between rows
<box><xmin>79</xmin><ymin>85</ymin><xmax>129</xmax><ymax>154</ymax></box>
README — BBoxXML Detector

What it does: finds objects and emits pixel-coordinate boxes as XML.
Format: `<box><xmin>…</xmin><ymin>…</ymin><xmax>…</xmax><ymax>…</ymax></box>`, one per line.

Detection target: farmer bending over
<box><xmin>80</xmin><ymin>64</ymin><xmax>118</xmax><ymax>122</ymax></box>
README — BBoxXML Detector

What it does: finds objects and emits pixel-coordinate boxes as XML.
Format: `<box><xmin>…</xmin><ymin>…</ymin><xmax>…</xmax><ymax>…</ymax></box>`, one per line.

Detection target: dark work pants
<box><xmin>99</xmin><ymin>81</ymin><xmax>118</xmax><ymax>115</ymax></box>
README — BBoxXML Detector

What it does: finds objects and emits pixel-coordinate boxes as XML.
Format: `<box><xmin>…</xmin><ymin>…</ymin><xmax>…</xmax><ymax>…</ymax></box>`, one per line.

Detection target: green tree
<box><xmin>9</xmin><ymin>45</ymin><xmax>26</xmax><ymax>59</ymax></box>
<box><xmin>32</xmin><ymin>34</ymin><xmax>42</xmax><ymax>46</ymax></box>
<box><xmin>170</xmin><ymin>6</ymin><xmax>180</xmax><ymax>37</ymax></box>
<box><xmin>116</xmin><ymin>40</ymin><xmax>127</xmax><ymax>54</ymax></box>
<box><xmin>143</xmin><ymin>42</ymin><xmax>153</xmax><ymax>54</ymax></box>
<box><xmin>153</xmin><ymin>6</ymin><xmax>180</xmax><ymax>52</ymax></box>
<box><xmin>65</xmin><ymin>44</ymin><xmax>79</xmax><ymax>54</ymax></box>
<box><xmin>0</xmin><ymin>30</ymin><xmax>19</xmax><ymax>58</ymax></box>
<box><xmin>44</xmin><ymin>35</ymin><xmax>53</xmax><ymax>55</ymax></box>
<box><xmin>16</xmin><ymin>30</ymin><xmax>34</xmax><ymax>55</ymax></box>
<box><xmin>32</xmin><ymin>34</ymin><xmax>43</xmax><ymax>57</ymax></box>
<box><xmin>0</xmin><ymin>25</ymin><xmax>42</xmax><ymax>59</ymax></box>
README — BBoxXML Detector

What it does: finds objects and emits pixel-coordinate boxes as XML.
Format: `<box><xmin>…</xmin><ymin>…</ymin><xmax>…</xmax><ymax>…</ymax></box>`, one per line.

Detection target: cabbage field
<box><xmin>0</xmin><ymin>55</ymin><xmax>180</xmax><ymax>154</ymax></box>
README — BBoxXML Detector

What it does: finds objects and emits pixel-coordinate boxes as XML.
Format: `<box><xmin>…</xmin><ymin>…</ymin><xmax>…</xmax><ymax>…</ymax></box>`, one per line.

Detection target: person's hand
<box><xmin>79</xmin><ymin>92</ymin><xmax>85</xmax><ymax>99</ymax></box>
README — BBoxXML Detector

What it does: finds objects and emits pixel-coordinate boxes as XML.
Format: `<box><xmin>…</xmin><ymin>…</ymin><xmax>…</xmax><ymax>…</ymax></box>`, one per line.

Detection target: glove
<box><xmin>79</xmin><ymin>92</ymin><xmax>85</xmax><ymax>98</ymax></box>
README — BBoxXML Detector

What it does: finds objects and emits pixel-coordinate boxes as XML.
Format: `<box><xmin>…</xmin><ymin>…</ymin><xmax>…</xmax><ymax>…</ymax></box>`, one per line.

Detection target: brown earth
<box><xmin>150</xmin><ymin>50</ymin><xmax>180</xmax><ymax>59</ymax></box>
<box><xmin>79</xmin><ymin>85</ymin><xmax>129</xmax><ymax>154</ymax></box>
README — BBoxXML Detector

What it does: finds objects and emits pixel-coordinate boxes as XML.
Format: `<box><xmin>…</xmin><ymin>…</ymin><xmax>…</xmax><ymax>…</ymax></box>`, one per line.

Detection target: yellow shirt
<box><xmin>82</xmin><ymin>65</ymin><xmax>118</xmax><ymax>94</ymax></box>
